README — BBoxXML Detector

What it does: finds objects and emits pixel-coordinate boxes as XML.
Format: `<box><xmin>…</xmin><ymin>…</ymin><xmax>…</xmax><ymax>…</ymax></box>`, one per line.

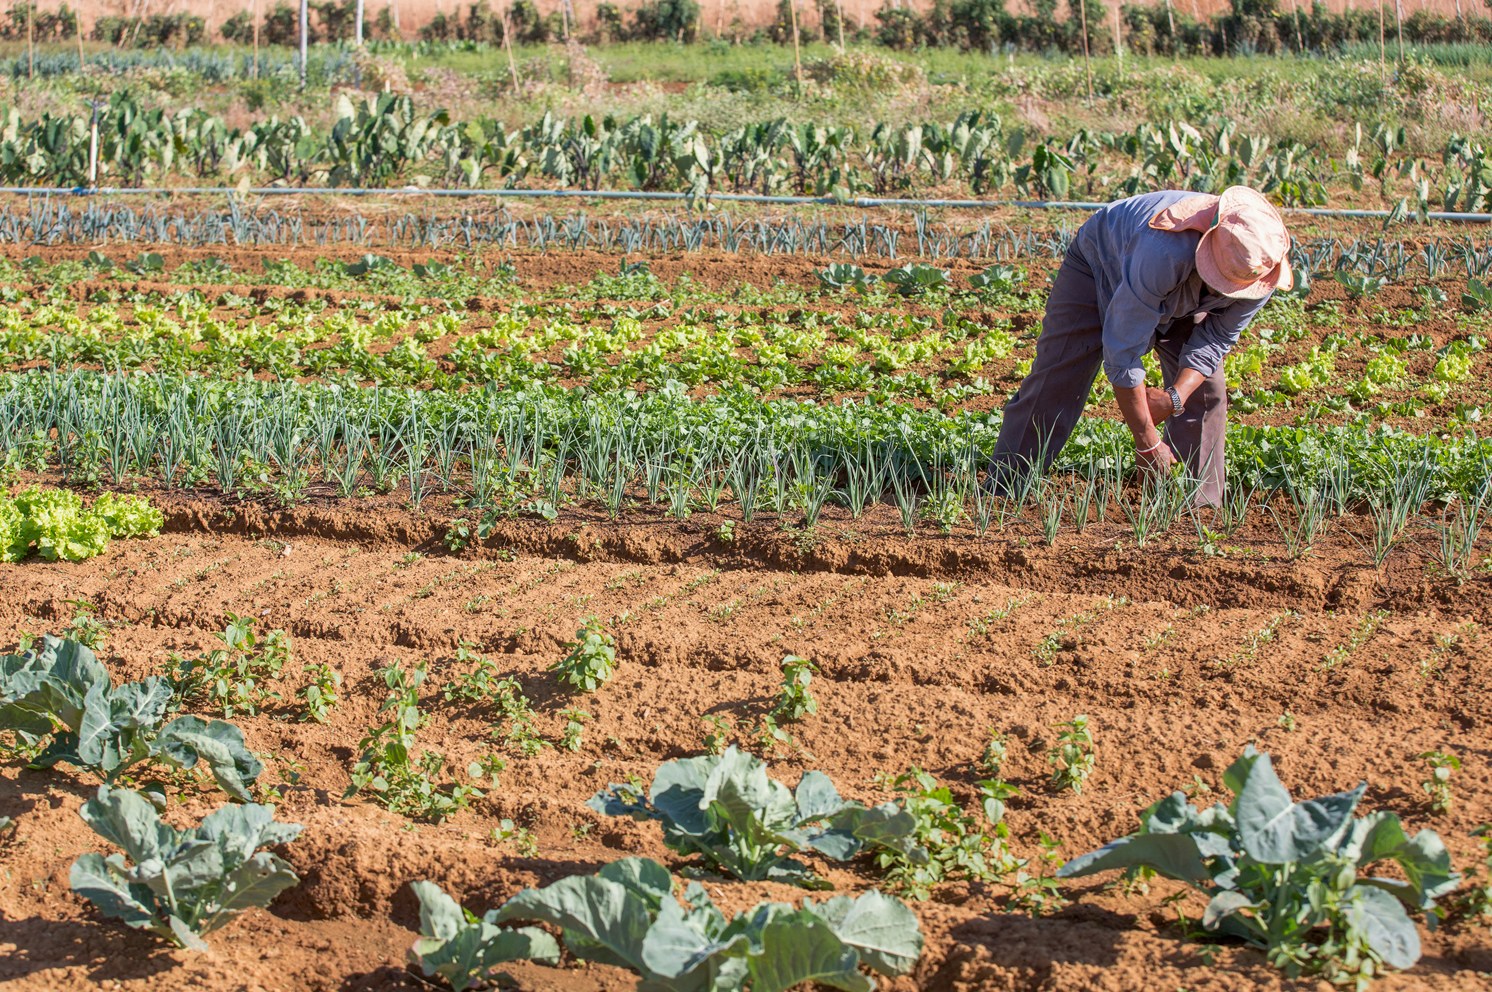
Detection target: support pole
<box><xmin>788</xmin><ymin>0</ymin><xmax>803</xmax><ymax>90</ymax></box>
<box><xmin>356</xmin><ymin>0</ymin><xmax>365</xmax><ymax>44</ymax></box>
<box><xmin>299</xmin><ymin>0</ymin><xmax>309</xmax><ymax>88</ymax></box>
<box><xmin>1077</xmin><ymin>0</ymin><xmax>1093</xmax><ymax>103</ymax></box>
<box><xmin>501</xmin><ymin>10</ymin><xmax>519</xmax><ymax>91</ymax></box>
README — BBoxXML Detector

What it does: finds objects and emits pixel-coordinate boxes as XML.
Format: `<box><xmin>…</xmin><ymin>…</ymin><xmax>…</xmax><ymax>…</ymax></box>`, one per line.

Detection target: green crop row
<box><xmin>4</xmin><ymin>90</ymin><xmax>1488</xmax><ymax>212</ymax></box>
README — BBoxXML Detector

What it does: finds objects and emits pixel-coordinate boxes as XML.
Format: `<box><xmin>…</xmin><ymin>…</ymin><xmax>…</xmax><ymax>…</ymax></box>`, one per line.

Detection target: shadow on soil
<box><xmin>0</xmin><ymin>916</ymin><xmax>176</xmax><ymax>983</ymax></box>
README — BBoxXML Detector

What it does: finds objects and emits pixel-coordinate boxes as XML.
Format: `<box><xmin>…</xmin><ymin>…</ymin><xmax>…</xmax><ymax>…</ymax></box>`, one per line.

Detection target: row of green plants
<box><xmin>4</xmin><ymin>89</ymin><xmax>1488</xmax><ymax>211</ymax></box>
<box><xmin>2</xmin><ymin>368</ymin><xmax>1489</xmax><ymax>568</ymax></box>
<box><xmin>4</xmin><ymin>621</ymin><xmax>1488</xmax><ymax>985</ymax></box>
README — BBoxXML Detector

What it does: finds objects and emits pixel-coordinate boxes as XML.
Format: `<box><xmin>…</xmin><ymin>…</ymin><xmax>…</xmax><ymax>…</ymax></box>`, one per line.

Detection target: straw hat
<box><xmin>1149</xmin><ymin>186</ymin><xmax>1293</xmax><ymax>300</ymax></box>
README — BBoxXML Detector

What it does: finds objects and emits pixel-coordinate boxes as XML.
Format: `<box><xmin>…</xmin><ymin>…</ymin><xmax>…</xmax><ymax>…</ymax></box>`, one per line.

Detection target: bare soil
<box><xmin>1</xmin><ymin>487</ymin><xmax>1490</xmax><ymax>992</ymax></box>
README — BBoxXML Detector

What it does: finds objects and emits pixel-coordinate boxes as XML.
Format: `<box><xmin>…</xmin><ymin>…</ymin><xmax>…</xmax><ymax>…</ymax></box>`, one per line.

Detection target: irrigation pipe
<box><xmin>0</xmin><ymin>186</ymin><xmax>1488</xmax><ymax>223</ymax></box>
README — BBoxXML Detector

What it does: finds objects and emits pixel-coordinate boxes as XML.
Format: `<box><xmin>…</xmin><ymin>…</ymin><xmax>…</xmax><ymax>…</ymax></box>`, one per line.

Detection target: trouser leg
<box><xmin>1154</xmin><ymin>326</ymin><xmax>1227</xmax><ymax>507</ymax></box>
<box><xmin>988</xmin><ymin>252</ymin><xmax>1105</xmax><ymax>492</ymax></box>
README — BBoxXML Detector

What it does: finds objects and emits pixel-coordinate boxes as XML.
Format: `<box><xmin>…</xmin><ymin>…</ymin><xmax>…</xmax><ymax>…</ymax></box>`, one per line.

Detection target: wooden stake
<box><xmin>501</xmin><ymin>10</ymin><xmax>519</xmax><ymax>91</ymax></box>
<box><xmin>788</xmin><ymin>0</ymin><xmax>803</xmax><ymax>90</ymax></box>
<box><xmin>252</xmin><ymin>0</ymin><xmax>260</xmax><ymax>77</ymax></box>
<box><xmin>76</xmin><ymin>8</ymin><xmax>85</xmax><ymax>71</ymax></box>
<box><xmin>1112</xmin><ymin>2</ymin><xmax>1122</xmax><ymax>81</ymax></box>
<box><xmin>1290</xmin><ymin>0</ymin><xmax>1303</xmax><ymax>53</ymax></box>
<box><xmin>834</xmin><ymin>0</ymin><xmax>845</xmax><ymax>50</ymax></box>
<box><xmin>1393</xmin><ymin>0</ymin><xmax>1404</xmax><ymax>63</ymax></box>
<box><xmin>355</xmin><ymin>0</ymin><xmax>364</xmax><ymax>44</ymax></box>
<box><xmin>1378</xmin><ymin>1</ymin><xmax>1386</xmax><ymax>85</ymax></box>
<box><xmin>298</xmin><ymin>0</ymin><xmax>308</xmax><ymax>88</ymax></box>
<box><xmin>27</xmin><ymin>0</ymin><xmax>34</xmax><ymax>81</ymax></box>
<box><xmin>1163</xmin><ymin>0</ymin><xmax>1176</xmax><ymax>58</ymax></box>
<box><xmin>1077</xmin><ymin>0</ymin><xmax>1093</xmax><ymax>102</ymax></box>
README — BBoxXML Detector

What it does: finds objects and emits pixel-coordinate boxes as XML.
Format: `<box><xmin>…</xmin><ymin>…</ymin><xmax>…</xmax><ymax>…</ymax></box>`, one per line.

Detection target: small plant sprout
<box><xmin>552</xmin><ymin>618</ymin><xmax>617</xmax><ymax>693</ymax></box>
<box><xmin>559</xmin><ymin>708</ymin><xmax>589</xmax><ymax>751</ymax></box>
<box><xmin>772</xmin><ymin>655</ymin><xmax>819</xmax><ymax>722</ymax></box>
<box><xmin>300</xmin><ymin>662</ymin><xmax>341</xmax><ymax>724</ymax></box>
<box><xmin>1047</xmin><ymin>715</ymin><xmax>1096</xmax><ymax>793</ymax></box>
<box><xmin>1419</xmin><ymin>750</ymin><xmax>1461</xmax><ymax>815</ymax></box>
<box><xmin>1456</xmin><ymin>826</ymin><xmax>1492</xmax><ymax>923</ymax></box>
<box><xmin>980</xmin><ymin>729</ymin><xmax>1009</xmax><ymax>777</ymax></box>
<box><xmin>701</xmin><ymin>714</ymin><xmax>734</xmax><ymax>754</ymax></box>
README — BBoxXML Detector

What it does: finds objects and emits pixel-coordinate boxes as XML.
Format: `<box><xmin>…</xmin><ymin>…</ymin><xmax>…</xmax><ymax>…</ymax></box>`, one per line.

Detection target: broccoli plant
<box><xmin>0</xmin><ymin>636</ymin><xmax>263</xmax><ymax>800</ymax></box>
<box><xmin>1059</xmin><ymin>748</ymin><xmax>1460</xmax><ymax>986</ymax></box>
<box><xmin>69</xmin><ymin>784</ymin><xmax>302</xmax><ymax>950</ymax></box>
<box><xmin>412</xmin><ymin>858</ymin><xmax>924</xmax><ymax>992</ymax></box>
<box><xmin>551</xmin><ymin>619</ymin><xmax>617</xmax><ymax>693</ymax></box>
<box><xmin>589</xmin><ymin>747</ymin><xmax>925</xmax><ymax>887</ymax></box>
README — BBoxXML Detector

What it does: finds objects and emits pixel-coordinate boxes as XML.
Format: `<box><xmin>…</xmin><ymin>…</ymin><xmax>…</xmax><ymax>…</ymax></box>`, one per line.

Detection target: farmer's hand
<box><xmin>1146</xmin><ymin>387</ymin><xmax>1175</xmax><ymax>425</ymax></box>
<box><xmin>1135</xmin><ymin>433</ymin><xmax>1176</xmax><ymax>476</ymax></box>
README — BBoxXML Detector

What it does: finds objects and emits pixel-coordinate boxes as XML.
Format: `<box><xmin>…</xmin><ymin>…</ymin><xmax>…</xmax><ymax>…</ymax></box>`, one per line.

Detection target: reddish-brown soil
<box><xmin>1</xmin><ymin>486</ymin><xmax>1490</xmax><ymax>992</ymax></box>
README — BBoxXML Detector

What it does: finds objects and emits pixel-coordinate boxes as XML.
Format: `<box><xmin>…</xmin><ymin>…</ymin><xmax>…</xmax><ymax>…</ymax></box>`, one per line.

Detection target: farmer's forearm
<box><xmin>1115</xmin><ymin>385</ymin><xmax>1160</xmax><ymax>447</ymax></box>
<box><xmin>1171</xmin><ymin>367</ymin><xmax>1206</xmax><ymax>404</ymax></box>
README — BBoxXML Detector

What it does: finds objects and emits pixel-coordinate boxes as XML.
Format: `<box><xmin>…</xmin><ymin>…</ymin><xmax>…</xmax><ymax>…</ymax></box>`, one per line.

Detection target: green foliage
<box><xmin>882</xmin><ymin>263</ymin><xmax>952</xmax><ymax>297</ymax></box>
<box><xmin>345</xmin><ymin>661</ymin><xmax>481</xmax><ymax>822</ymax></box>
<box><xmin>552</xmin><ymin>618</ymin><xmax>617</xmax><ymax>693</ymax></box>
<box><xmin>413</xmin><ymin>857</ymin><xmax>924</xmax><ymax>992</ymax></box>
<box><xmin>817</xmin><ymin>263</ymin><xmax>875</xmax><ymax>293</ymax></box>
<box><xmin>1419</xmin><ymin>750</ymin><xmax>1460</xmax><ymax>815</ymax></box>
<box><xmin>0</xmin><ymin>636</ymin><xmax>262</xmax><ymax>800</ymax></box>
<box><xmin>168</xmin><ymin>615</ymin><xmax>292</xmax><ymax>718</ymax></box>
<box><xmin>300</xmin><ymin>662</ymin><xmax>341</xmax><ymax>723</ymax></box>
<box><xmin>772</xmin><ymin>655</ymin><xmax>819</xmax><ymax>722</ymax></box>
<box><xmin>873</xmin><ymin>768</ymin><xmax>1019</xmax><ymax>899</ymax></box>
<box><xmin>70</xmin><ymin>785</ymin><xmax>301</xmax><ymax>950</ymax></box>
<box><xmin>409</xmin><ymin>881</ymin><xmax>561</xmax><ymax>992</ymax></box>
<box><xmin>0</xmin><ymin>488</ymin><xmax>162</xmax><ymax>563</ymax></box>
<box><xmin>589</xmin><ymin>747</ymin><xmax>926</xmax><ymax>886</ymax></box>
<box><xmin>1047</xmin><ymin>714</ymin><xmax>1095</xmax><ymax>793</ymax></box>
<box><xmin>1060</xmin><ymin>748</ymin><xmax>1461</xmax><ymax>986</ymax></box>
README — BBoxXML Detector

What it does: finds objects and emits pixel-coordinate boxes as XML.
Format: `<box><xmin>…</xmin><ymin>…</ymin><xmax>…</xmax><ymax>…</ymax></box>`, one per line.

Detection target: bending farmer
<box><xmin>990</xmin><ymin>186</ymin><xmax>1293</xmax><ymax>506</ymax></box>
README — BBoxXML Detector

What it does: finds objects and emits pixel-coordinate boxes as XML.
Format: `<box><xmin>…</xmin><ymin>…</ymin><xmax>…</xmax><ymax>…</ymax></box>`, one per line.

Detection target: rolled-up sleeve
<box><xmin>1179</xmin><ymin>295</ymin><xmax>1267</xmax><ymax>379</ymax></box>
<box><xmin>1101</xmin><ymin>249</ymin><xmax>1188</xmax><ymax>389</ymax></box>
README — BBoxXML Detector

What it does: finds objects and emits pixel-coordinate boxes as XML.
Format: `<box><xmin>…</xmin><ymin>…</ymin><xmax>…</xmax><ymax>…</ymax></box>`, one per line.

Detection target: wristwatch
<box><xmin>1166</xmin><ymin>386</ymin><xmax>1184</xmax><ymax>415</ymax></box>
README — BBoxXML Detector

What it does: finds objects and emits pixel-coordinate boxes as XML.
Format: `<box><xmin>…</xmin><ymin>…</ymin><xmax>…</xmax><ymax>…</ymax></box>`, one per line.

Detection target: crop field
<box><xmin>0</xmin><ymin>30</ymin><xmax>1491</xmax><ymax>992</ymax></box>
<box><xmin>0</xmin><ymin>224</ymin><xmax>1488</xmax><ymax>992</ymax></box>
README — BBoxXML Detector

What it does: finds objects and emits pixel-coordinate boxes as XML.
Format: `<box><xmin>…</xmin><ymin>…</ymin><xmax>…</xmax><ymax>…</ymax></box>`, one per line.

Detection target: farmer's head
<box><xmin>1151</xmin><ymin>185</ymin><xmax>1293</xmax><ymax>300</ymax></box>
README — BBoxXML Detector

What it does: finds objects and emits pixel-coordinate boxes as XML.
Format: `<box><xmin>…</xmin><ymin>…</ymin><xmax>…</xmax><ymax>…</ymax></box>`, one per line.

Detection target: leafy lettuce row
<box><xmin>0</xmin><ymin>487</ymin><xmax>162</xmax><ymax>562</ymax></box>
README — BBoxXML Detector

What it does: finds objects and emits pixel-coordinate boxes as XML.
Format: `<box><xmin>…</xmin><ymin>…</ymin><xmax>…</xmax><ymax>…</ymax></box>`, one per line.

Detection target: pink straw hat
<box><xmin>1149</xmin><ymin>186</ymin><xmax>1293</xmax><ymax>300</ymax></box>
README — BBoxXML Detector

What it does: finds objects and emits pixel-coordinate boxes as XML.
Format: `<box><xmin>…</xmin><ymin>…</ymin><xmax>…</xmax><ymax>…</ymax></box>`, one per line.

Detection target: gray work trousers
<box><xmin>989</xmin><ymin>249</ymin><xmax>1227</xmax><ymax>505</ymax></box>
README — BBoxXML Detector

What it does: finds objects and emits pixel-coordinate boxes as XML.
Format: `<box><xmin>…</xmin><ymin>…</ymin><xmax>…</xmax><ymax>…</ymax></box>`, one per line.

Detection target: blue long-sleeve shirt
<box><xmin>1071</xmin><ymin>190</ymin><xmax>1269</xmax><ymax>389</ymax></box>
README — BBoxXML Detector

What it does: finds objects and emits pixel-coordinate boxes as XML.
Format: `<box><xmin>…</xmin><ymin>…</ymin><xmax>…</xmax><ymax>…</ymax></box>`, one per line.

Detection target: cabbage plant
<box><xmin>0</xmin><ymin>636</ymin><xmax>262</xmax><ymax>800</ymax></box>
<box><xmin>70</xmin><ymin>785</ymin><xmax>302</xmax><ymax>949</ymax></box>
<box><xmin>1059</xmin><ymin>748</ymin><xmax>1459</xmax><ymax>986</ymax></box>
<box><xmin>412</xmin><ymin>858</ymin><xmax>923</xmax><ymax>992</ymax></box>
<box><xmin>588</xmin><ymin>747</ymin><xmax>925</xmax><ymax>887</ymax></box>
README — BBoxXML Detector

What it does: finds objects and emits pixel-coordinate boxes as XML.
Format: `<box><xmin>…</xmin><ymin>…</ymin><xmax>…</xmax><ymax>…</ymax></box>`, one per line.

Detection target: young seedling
<box><xmin>300</xmin><ymin>662</ymin><xmax>341</xmax><ymax>724</ymax></box>
<box><xmin>700</xmin><ymin>714</ymin><xmax>734</xmax><ymax>755</ymax></box>
<box><xmin>1419</xmin><ymin>750</ymin><xmax>1461</xmax><ymax>815</ymax></box>
<box><xmin>772</xmin><ymin>655</ymin><xmax>819</xmax><ymax>722</ymax></box>
<box><xmin>559</xmin><ymin>709</ymin><xmax>589</xmax><ymax>752</ymax></box>
<box><xmin>169</xmin><ymin>615</ymin><xmax>291</xmax><ymax>718</ymax></box>
<box><xmin>1047</xmin><ymin>715</ymin><xmax>1096</xmax><ymax>794</ymax></box>
<box><xmin>979</xmin><ymin>730</ymin><xmax>1009</xmax><ymax>777</ymax></box>
<box><xmin>552</xmin><ymin>618</ymin><xmax>617</xmax><ymax>693</ymax></box>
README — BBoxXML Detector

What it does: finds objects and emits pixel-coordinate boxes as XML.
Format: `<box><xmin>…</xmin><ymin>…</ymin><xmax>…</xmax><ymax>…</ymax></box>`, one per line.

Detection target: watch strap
<box><xmin>1166</xmin><ymin>386</ymin><xmax>1184</xmax><ymax>414</ymax></box>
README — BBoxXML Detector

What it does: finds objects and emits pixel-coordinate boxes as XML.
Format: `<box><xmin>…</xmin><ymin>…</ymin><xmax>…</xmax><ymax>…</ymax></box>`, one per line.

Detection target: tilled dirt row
<box><xmin>1</xmin><ymin>523</ymin><xmax>1490</xmax><ymax>991</ymax></box>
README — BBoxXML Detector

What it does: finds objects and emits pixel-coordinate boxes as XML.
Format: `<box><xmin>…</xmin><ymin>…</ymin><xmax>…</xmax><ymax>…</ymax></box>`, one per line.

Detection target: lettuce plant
<box><xmin>1059</xmin><ymin>748</ymin><xmax>1459</xmax><ymax>986</ymax></box>
<box><xmin>0</xmin><ymin>636</ymin><xmax>262</xmax><ymax>800</ymax></box>
<box><xmin>0</xmin><ymin>487</ymin><xmax>162</xmax><ymax>563</ymax></box>
<box><xmin>70</xmin><ymin>785</ymin><xmax>302</xmax><ymax>950</ymax></box>
<box><xmin>588</xmin><ymin>747</ymin><xmax>925</xmax><ymax>887</ymax></box>
<box><xmin>413</xmin><ymin>858</ymin><xmax>924</xmax><ymax>992</ymax></box>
